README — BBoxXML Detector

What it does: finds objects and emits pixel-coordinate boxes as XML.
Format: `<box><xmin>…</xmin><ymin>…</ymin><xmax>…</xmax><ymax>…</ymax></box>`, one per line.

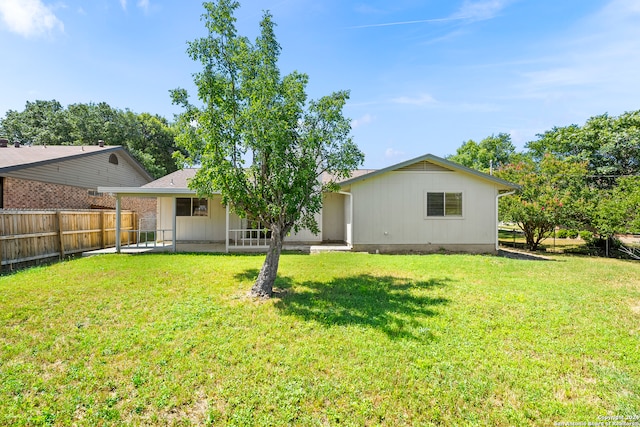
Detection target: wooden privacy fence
<box><xmin>0</xmin><ymin>210</ymin><xmax>136</xmax><ymax>271</ymax></box>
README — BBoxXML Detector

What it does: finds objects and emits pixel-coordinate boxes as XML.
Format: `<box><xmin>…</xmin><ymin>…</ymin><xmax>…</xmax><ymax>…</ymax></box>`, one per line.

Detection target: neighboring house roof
<box><xmin>99</xmin><ymin>153</ymin><xmax>519</xmax><ymax>195</ymax></box>
<box><xmin>0</xmin><ymin>144</ymin><xmax>153</xmax><ymax>182</ymax></box>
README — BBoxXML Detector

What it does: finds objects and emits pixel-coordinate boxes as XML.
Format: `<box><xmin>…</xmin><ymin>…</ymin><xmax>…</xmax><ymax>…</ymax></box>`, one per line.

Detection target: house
<box><xmin>99</xmin><ymin>153</ymin><xmax>519</xmax><ymax>254</ymax></box>
<box><xmin>0</xmin><ymin>140</ymin><xmax>155</xmax><ymax>217</ymax></box>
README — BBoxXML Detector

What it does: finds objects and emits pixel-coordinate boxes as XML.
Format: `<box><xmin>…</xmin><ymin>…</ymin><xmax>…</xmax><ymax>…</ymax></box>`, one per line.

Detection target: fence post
<box><xmin>57</xmin><ymin>211</ymin><xmax>65</xmax><ymax>260</ymax></box>
<box><xmin>134</xmin><ymin>212</ymin><xmax>138</xmax><ymax>244</ymax></box>
<box><xmin>0</xmin><ymin>222</ymin><xmax>3</xmax><ymax>272</ymax></box>
<box><xmin>101</xmin><ymin>211</ymin><xmax>106</xmax><ymax>249</ymax></box>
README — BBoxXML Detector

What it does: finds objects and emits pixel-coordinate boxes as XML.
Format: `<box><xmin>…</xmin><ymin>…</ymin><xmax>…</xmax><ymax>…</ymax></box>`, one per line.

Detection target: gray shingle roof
<box><xmin>133</xmin><ymin>153</ymin><xmax>519</xmax><ymax>191</ymax></box>
<box><xmin>0</xmin><ymin>144</ymin><xmax>153</xmax><ymax>181</ymax></box>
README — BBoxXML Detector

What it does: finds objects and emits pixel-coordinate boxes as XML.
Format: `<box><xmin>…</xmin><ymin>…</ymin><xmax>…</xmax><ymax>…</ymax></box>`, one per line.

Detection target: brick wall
<box><xmin>2</xmin><ymin>177</ymin><xmax>156</xmax><ymax>219</ymax></box>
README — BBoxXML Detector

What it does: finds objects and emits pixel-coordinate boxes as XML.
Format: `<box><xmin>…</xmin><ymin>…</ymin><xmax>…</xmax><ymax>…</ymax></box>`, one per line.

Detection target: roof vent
<box><xmin>14</xmin><ymin>141</ymin><xmax>20</xmax><ymax>148</ymax></box>
<box><xmin>0</xmin><ymin>139</ymin><xmax>8</xmax><ymax>148</ymax></box>
<box><xmin>98</xmin><ymin>140</ymin><xmax>105</xmax><ymax>147</ymax></box>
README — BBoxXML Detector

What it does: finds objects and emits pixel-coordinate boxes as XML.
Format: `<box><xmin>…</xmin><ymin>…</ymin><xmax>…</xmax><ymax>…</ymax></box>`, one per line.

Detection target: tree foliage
<box><xmin>592</xmin><ymin>176</ymin><xmax>640</xmax><ymax>238</ymax></box>
<box><xmin>496</xmin><ymin>155</ymin><xmax>589</xmax><ymax>251</ymax></box>
<box><xmin>446</xmin><ymin>133</ymin><xmax>516</xmax><ymax>173</ymax></box>
<box><xmin>447</xmin><ymin>110</ymin><xmax>640</xmax><ymax>254</ymax></box>
<box><xmin>171</xmin><ymin>0</ymin><xmax>364</xmax><ymax>297</ymax></box>
<box><xmin>0</xmin><ymin>100</ymin><xmax>180</xmax><ymax>178</ymax></box>
<box><xmin>526</xmin><ymin>111</ymin><xmax>640</xmax><ymax>188</ymax></box>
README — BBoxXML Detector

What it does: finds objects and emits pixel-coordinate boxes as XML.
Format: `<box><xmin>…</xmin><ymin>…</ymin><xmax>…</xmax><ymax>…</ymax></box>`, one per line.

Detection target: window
<box><xmin>176</xmin><ymin>198</ymin><xmax>208</xmax><ymax>217</ymax></box>
<box><xmin>109</xmin><ymin>154</ymin><xmax>119</xmax><ymax>165</ymax></box>
<box><xmin>425</xmin><ymin>192</ymin><xmax>462</xmax><ymax>217</ymax></box>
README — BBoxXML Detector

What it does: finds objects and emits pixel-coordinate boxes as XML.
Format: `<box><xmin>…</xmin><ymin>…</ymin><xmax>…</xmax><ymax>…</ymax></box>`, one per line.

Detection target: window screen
<box><xmin>427</xmin><ymin>192</ymin><xmax>444</xmax><ymax>216</ymax></box>
<box><xmin>176</xmin><ymin>198</ymin><xmax>209</xmax><ymax>217</ymax></box>
<box><xmin>426</xmin><ymin>192</ymin><xmax>462</xmax><ymax>217</ymax></box>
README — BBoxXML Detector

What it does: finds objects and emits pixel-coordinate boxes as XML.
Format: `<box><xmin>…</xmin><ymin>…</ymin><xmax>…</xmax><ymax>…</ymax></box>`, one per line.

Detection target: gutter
<box><xmin>496</xmin><ymin>190</ymin><xmax>516</xmax><ymax>251</ymax></box>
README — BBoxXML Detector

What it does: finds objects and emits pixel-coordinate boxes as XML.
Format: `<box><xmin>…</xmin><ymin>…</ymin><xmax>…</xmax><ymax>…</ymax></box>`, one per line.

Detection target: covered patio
<box><xmin>82</xmin><ymin>242</ymin><xmax>351</xmax><ymax>257</ymax></box>
<box><xmin>98</xmin><ymin>169</ymin><xmax>352</xmax><ymax>255</ymax></box>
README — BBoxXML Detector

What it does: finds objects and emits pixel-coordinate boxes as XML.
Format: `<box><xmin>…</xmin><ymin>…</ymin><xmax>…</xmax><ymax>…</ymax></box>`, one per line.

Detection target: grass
<box><xmin>498</xmin><ymin>229</ymin><xmax>589</xmax><ymax>253</ymax></box>
<box><xmin>1</xmin><ymin>252</ymin><xmax>639</xmax><ymax>426</ymax></box>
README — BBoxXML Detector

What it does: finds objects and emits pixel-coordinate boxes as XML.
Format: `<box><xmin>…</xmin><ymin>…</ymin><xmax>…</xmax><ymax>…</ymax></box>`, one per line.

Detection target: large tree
<box><xmin>171</xmin><ymin>0</ymin><xmax>364</xmax><ymax>297</ymax></box>
<box><xmin>496</xmin><ymin>155</ymin><xmax>590</xmax><ymax>251</ymax></box>
<box><xmin>446</xmin><ymin>133</ymin><xmax>516</xmax><ymax>173</ymax></box>
<box><xmin>0</xmin><ymin>100</ymin><xmax>179</xmax><ymax>178</ymax></box>
<box><xmin>592</xmin><ymin>175</ymin><xmax>640</xmax><ymax>239</ymax></box>
<box><xmin>526</xmin><ymin>111</ymin><xmax>640</xmax><ymax>189</ymax></box>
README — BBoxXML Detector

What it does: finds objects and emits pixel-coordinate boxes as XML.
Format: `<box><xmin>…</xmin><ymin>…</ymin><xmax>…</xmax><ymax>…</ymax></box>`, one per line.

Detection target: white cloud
<box><xmin>120</xmin><ymin>0</ymin><xmax>152</xmax><ymax>13</ymax></box>
<box><xmin>0</xmin><ymin>0</ymin><xmax>64</xmax><ymax>38</ymax></box>
<box><xmin>392</xmin><ymin>93</ymin><xmax>436</xmax><ymax>106</ymax></box>
<box><xmin>385</xmin><ymin>148</ymin><xmax>405</xmax><ymax>158</ymax></box>
<box><xmin>513</xmin><ymin>0</ymin><xmax>640</xmax><ymax>109</ymax></box>
<box><xmin>137</xmin><ymin>0</ymin><xmax>150</xmax><ymax>13</ymax></box>
<box><xmin>352</xmin><ymin>113</ymin><xmax>374</xmax><ymax>129</ymax></box>
<box><xmin>350</xmin><ymin>0</ymin><xmax>511</xmax><ymax>29</ymax></box>
<box><xmin>453</xmin><ymin>0</ymin><xmax>512</xmax><ymax>22</ymax></box>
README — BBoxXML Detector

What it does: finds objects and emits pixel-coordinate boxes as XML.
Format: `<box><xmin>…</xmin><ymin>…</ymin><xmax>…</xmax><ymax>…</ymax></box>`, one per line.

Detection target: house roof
<box><xmin>99</xmin><ymin>153</ymin><xmax>520</xmax><ymax>195</ymax></box>
<box><xmin>0</xmin><ymin>144</ymin><xmax>153</xmax><ymax>181</ymax></box>
<box><xmin>142</xmin><ymin>168</ymin><xmax>195</xmax><ymax>189</ymax></box>
<box><xmin>337</xmin><ymin>153</ymin><xmax>520</xmax><ymax>190</ymax></box>
<box><xmin>140</xmin><ymin>168</ymin><xmax>380</xmax><ymax>190</ymax></box>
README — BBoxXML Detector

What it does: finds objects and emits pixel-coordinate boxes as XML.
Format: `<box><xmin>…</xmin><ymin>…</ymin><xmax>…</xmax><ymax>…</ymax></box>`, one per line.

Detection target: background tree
<box><xmin>0</xmin><ymin>100</ymin><xmax>180</xmax><ymax>178</ymax></box>
<box><xmin>446</xmin><ymin>133</ymin><xmax>515</xmax><ymax>173</ymax></box>
<box><xmin>592</xmin><ymin>176</ymin><xmax>640</xmax><ymax>238</ymax></box>
<box><xmin>496</xmin><ymin>155</ymin><xmax>589</xmax><ymax>251</ymax></box>
<box><xmin>0</xmin><ymin>100</ymin><xmax>70</xmax><ymax>146</ymax></box>
<box><xmin>526</xmin><ymin>111</ymin><xmax>640</xmax><ymax>188</ymax></box>
<box><xmin>171</xmin><ymin>0</ymin><xmax>364</xmax><ymax>297</ymax></box>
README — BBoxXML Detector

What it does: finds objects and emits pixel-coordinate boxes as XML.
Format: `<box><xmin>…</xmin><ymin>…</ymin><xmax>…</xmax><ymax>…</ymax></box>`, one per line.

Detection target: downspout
<box><xmin>338</xmin><ymin>191</ymin><xmax>353</xmax><ymax>247</ymax></box>
<box><xmin>495</xmin><ymin>190</ymin><xmax>516</xmax><ymax>251</ymax></box>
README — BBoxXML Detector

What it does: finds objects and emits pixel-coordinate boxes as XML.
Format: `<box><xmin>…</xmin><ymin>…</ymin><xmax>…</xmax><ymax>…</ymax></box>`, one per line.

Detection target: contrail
<box><xmin>348</xmin><ymin>16</ymin><xmax>467</xmax><ymax>29</ymax></box>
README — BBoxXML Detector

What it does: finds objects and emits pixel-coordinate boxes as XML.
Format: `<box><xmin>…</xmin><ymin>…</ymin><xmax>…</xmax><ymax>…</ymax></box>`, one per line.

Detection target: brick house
<box><xmin>0</xmin><ymin>140</ymin><xmax>156</xmax><ymax>219</ymax></box>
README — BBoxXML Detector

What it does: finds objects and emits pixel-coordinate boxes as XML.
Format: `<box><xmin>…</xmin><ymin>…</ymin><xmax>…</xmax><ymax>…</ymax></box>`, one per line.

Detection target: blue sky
<box><xmin>1</xmin><ymin>0</ymin><xmax>639</xmax><ymax>168</ymax></box>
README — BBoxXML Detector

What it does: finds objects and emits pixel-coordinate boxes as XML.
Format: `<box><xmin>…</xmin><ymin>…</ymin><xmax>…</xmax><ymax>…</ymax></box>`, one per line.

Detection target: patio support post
<box><xmin>172</xmin><ymin>197</ymin><xmax>177</xmax><ymax>253</ymax></box>
<box><xmin>115</xmin><ymin>195</ymin><xmax>122</xmax><ymax>253</ymax></box>
<box><xmin>225</xmin><ymin>203</ymin><xmax>229</xmax><ymax>253</ymax></box>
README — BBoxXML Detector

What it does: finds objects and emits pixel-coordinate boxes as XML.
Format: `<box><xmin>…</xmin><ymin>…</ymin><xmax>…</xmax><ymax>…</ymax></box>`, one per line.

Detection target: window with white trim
<box><xmin>425</xmin><ymin>192</ymin><xmax>462</xmax><ymax>217</ymax></box>
<box><xmin>176</xmin><ymin>198</ymin><xmax>208</xmax><ymax>217</ymax></box>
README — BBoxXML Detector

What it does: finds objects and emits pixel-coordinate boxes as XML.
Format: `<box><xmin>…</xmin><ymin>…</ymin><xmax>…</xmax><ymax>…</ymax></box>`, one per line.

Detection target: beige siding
<box><xmin>6</xmin><ymin>151</ymin><xmax>149</xmax><ymax>189</ymax></box>
<box><xmin>351</xmin><ymin>171</ymin><xmax>498</xmax><ymax>246</ymax></box>
<box><xmin>158</xmin><ymin>195</ymin><xmax>227</xmax><ymax>242</ymax></box>
<box><xmin>157</xmin><ymin>196</ymin><xmax>321</xmax><ymax>243</ymax></box>
<box><xmin>284</xmin><ymin>212</ymin><xmax>322</xmax><ymax>243</ymax></box>
<box><xmin>322</xmin><ymin>192</ymin><xmax>346</xmax><ymax>242</ymax></box>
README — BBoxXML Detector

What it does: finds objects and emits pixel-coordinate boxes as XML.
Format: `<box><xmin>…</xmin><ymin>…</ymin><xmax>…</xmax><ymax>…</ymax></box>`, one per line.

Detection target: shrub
<box><xmin>579</xmin><ymin>230</ymin><xmax>593</xmax><ymax>242</ymax></box>
<box><xmin>567</xmin><ymin>229</ymin><xmax>579</xmax><ymax>239</ymax></box>
<box><xmin>556</xmin><ymin>229</ymin><xmax>569</xmax><ymax>239</ymax></box>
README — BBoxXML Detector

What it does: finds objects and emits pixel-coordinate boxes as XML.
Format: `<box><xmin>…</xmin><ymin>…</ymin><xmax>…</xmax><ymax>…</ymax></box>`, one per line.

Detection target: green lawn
<box><xmin>1</xmin><ymin>252</ymin><xmax>639</xmax><ymax>426</ymax></box>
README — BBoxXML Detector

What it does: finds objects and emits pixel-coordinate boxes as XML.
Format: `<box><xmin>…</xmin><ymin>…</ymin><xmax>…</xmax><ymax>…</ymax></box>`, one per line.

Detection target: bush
<box><xmin>567</xmin><ymin>229</ymin><xmax>579</xmax><ymax>239</ymax></box>
<box><xmin>556</xmin><ymin>229</ymin><xmax>569</xmax><ymax>239</ymax></box>
<box><xmin>579</xmin><ymin>230</ymin><xmax>593</xmax><ymax>242</ymax></box>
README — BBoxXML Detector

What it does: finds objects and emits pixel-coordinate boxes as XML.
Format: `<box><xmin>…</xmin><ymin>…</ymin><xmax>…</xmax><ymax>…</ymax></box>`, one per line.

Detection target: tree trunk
<box><xmin>251</xmin><ymin>224</ymin><xmax>284</xmax><ymax>298</ymax></box>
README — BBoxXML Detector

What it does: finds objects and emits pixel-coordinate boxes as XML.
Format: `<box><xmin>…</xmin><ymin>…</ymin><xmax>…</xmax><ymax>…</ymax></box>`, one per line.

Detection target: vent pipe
<box><xmin>0</xmin><ymin>138</ymin><xmax>8</xmax><ymax>148</ymax></box>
